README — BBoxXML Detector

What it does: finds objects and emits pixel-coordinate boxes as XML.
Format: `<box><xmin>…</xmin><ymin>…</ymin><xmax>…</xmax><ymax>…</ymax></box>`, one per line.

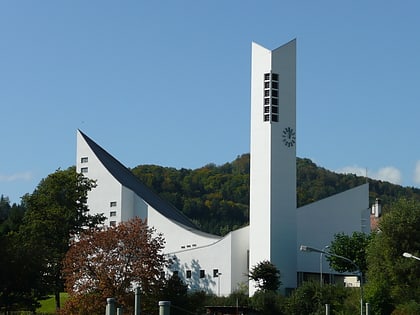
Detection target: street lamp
<box><xmin>320</xmin><ymin>245</ymin><xmax>329</xmax><ymax>286</ymax></box>
<box><xmin>403</xmin><ymin>252</ymin><xmax>420</xmax><ymax>261</ymax></box>
<box><xmin>300</xmin><ymin>245</ymin><xmax>364</xmax><ymax>315</ymax></box>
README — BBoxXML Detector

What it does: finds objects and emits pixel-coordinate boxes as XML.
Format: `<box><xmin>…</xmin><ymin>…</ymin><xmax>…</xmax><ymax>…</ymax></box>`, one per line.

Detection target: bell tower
<box><xmin>249</xmin><ymin>40</ymin><xmax>297</xmax><ymax>294</ymax></box>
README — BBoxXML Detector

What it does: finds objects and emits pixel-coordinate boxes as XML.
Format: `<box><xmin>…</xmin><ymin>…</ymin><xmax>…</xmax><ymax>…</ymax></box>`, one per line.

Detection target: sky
<box><xmin>1</xmin><ymin>1</ymin><xmax>420</xmax><ymax>204</ymax></box>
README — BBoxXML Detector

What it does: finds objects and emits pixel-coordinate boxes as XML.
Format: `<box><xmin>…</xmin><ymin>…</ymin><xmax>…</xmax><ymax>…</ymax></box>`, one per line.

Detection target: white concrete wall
<box><xmin>296</xmin><ymin>183</ymin><xmax>370</xmax><ymax>273</ymax></box>
<box><xmin>148</xmin><ymin>207</ymin><xmax>221</xmax><ymax>253</ymax></box>
<box><xmin>77</xmin><ymin>131</ymin><xmax>123</xmax><ymax>226</ymax></box>
<box><xmin>249</xmin><ymin>40</ymin><xmax>297</xmax><ymax>294</ymax></box>
<box><xmin>168</xmin><ymin>225</ymin><xmax>249</xmax><ymax>296</ymax></box>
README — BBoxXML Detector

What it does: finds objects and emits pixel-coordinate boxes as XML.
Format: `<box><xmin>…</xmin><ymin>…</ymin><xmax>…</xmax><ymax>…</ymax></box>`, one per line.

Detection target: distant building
<box><xmin>76</xmin><ymin>40</ymin><xmax>370</xmax><ymax>296</ymax></box>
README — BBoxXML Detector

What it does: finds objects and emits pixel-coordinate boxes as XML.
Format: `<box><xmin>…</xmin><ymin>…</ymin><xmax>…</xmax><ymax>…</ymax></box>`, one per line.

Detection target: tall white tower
<box><xmin>249</xmin><ymin>40</ymin><xmax>297</xmax><ymax>294</ymax></box>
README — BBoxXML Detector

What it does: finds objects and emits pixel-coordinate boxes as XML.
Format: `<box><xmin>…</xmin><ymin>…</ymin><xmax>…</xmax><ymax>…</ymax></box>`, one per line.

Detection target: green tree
<box><xmin>248</xmin><ymin>260</ymin><xmax>281</xmax><ymax>292</ymax></box>
<box><xmin>327</xmin><ymin>231</ymin><xmax>371</xmax><ymax>276</ymax></box>
<box><xmin>21</xmin><ymin>167</ymin><xmax>104</xmax><ymax>311</ymax></box>
<box><xmin>365</xmin><ymin>198</ymin><xmax>420</xmax><ymax>315</ymax></box>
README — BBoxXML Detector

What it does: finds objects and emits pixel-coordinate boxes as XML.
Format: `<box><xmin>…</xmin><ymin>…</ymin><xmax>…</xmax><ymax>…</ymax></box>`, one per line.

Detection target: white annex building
<box><xmin>76</xmin><ymin>39</ymin><xmax>370</xmax><ymax>296</ymax></box>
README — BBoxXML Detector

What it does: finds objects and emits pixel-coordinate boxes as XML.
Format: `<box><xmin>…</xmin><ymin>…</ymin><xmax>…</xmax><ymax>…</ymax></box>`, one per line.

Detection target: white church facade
<box><xmin>76</xmin><ymin>40</ymin><xmax>370</xmax><ymax>296</ymax></box>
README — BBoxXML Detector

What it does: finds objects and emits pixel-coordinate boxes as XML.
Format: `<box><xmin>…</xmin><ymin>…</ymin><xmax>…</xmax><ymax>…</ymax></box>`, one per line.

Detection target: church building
<box><xmin>76</xmin><ymin>40</ymin><xmax>370</xmax><ymax>296</ymax></box>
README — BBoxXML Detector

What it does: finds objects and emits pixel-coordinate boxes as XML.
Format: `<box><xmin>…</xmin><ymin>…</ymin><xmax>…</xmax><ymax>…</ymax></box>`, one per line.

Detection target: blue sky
<box><xmin>1</xmin><ymin>1</ymin><xmax>420</xmax><ymax>204</ymax></box>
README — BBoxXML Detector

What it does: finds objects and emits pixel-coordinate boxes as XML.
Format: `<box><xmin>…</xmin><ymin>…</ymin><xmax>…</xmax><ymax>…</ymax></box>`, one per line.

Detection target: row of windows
<box><xmin>172</xmin><ymin>269</ymin><xmax>220</xmax><ymax>279</ymax></box>
<box><xmin>263</xmin><ymin>72</ymin><xmax>279</xmax><ymax>123</ymax></box>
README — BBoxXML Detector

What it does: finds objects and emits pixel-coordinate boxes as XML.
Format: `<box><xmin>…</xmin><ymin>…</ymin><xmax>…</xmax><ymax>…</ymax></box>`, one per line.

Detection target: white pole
<box><xmin>159</xmin><ymin>301</ymin><xmax>171</xmax><ymax>315</ymax></box>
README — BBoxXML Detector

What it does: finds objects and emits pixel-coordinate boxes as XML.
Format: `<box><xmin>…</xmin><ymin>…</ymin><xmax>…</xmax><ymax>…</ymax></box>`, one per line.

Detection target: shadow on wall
<box><xmin>168</xmin><ymin>256</ymin><xmax>216</xmax><ymax>293</ymax></box>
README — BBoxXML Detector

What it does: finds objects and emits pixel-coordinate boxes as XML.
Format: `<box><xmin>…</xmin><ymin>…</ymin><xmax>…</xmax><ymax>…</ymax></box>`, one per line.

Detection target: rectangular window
<box><xmin>186</xmin><ymin>270</ymin><xmax>192</xmax><ymax>278</ymax></box>
<box><xmin>272</xmin><ymin>106</ymin><xmax>278</xmax><ymax>114</ymax></box>
<box><xmin>213</xmin><ymin>269</ymin><xmax>219</xmax><ymax>277</ymax></box>
<box><xmin>264</xmin><ymin>73</ymin><xmax>270</xmax><ymax>80</ymax></box>
<box><xmin>81</xmin><ymin>167</ymin><xmax>88</xmax><ymax>173</ymax></box>
<box><xmin>200</xmin><ymin>270</ymin><xmax>205</xmax><ymax>278</ymax></box>
<box><xmin>272</xmin><ymin>90</ymin><xmax>278</xmax><ymax>97</ymax></box>
<box><xmin>109</xmin><ymin>221</ymin><xmax>117</xmax><ymax>227</ymax></box>
<box><xmin>264</xmin><ymin>82</ymin><xmax>270</xmax><ymax>88</ymax></box>
<box><xmin>272</xmin><ymin>81</ymin><xmax>278</xmax><ymax>89</ymax></box>
<box><xmin>264</xmin><ymin>106</ymin><xmax>270</xmax><ymax>113</ymax></box>
<box><xmin>272</xmin><ymin>115</ymin><xmax>278</xmax><ymax>122</ymax></box>
<box><xmin>110</xmin><ymin>211</ymin><xmax>117</xmax><ymax>217</ymax></box>
<box><xmin>272</xmin><ymin>98</ymin><xmax>278</xmax><ymax>105</ymax></box>
<box><xmin>264</xmin><ymin>114</ymin><xmax>270</xmax><ymax>121</ymax></box>
<box><xmin>81</xmin><ymin>157</ymin><xmax>88</xmax><ymax>163</ymax></box>
<box><xmin>264</xmin><ymin>98</ymin><xmax>270</xmax><ymax>105</ymax></box>
<box><xmin>264</xmin><ymin>90</ymin><xmax>270</xmax><ymax>97</ymax></box>
<box><xmin>110</xmin><ymin>201</ymin><xmax>117</xmax><ymax>207</ymax></box>
<box><xmin>272</xmin><ymin>73</ymin><xmax>279</xmax><ymax>81</ymax></box>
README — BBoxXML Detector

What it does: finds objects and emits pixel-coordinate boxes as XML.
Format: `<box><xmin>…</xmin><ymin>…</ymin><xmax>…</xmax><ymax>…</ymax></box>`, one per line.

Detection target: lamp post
<box><xmin>300</xmin><ymin>245</ymin><xmax>364</xmax><ymax>315</ymax></box>
<box><xmin>402</xmin><ymin>252</ymin><xmax>420</xmax><ymax>261</ymax></box>
<box><xmin>320</xmin><ymin>245</ymin><xmax>329</xmax><ymax>287</ymax></box>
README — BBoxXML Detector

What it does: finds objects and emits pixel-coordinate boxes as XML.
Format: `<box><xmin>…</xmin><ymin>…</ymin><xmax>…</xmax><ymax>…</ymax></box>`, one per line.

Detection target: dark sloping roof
<box><xmin>78</xmin><ymin>130</ymin><xmax>198</xmax><ymax>230</ymax></box>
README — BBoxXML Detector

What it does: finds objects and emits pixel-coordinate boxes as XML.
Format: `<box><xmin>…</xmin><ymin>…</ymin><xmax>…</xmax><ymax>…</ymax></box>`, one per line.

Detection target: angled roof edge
<box><xmin>77</xmin><ymin>129</ymin><xmax>200</xmax><ymax>231</ymax></box>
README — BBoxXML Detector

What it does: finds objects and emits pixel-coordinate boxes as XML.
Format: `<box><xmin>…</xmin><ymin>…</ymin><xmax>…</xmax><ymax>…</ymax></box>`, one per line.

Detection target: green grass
<box><xmin>37</xmin><ymin>293</ymin><xmax>68</xmax><ymax>314</ymax></box>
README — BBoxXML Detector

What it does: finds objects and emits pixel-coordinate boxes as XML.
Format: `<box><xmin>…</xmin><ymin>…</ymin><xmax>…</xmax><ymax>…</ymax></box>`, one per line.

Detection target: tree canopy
<box><xmin>62</xmin><ymin>217</ymin><xmax>167</xmax><ymax>315</ymax></box>
<box><xmin>248</xmin><ymin>260</ymin><xmax>281</xmax><ymax>292</ymax></box>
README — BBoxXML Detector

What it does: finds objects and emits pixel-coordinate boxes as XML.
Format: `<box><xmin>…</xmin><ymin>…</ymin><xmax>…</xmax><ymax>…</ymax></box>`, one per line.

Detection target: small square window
<box><xmin>81</xmin><ymin>157</ymin><xmax>88</xmax><ymax>163</ymax></box>
<box><xmin>213</xmin><ymin>269</ymin><xmax>219</xmax><ymax>277</ymax></box>
<box><xmin>110</xmin><ymin>201</ymin><xmax>117</xmax><ymax>207</ymax></box>
<box><xmin>264</xmin><ymin>82</ymin><xmax>270</xmax><ymax>88</ymax></box>
<box><xmin>272</xmin><ymin>106</ymin><xmax>278</xmax><ymax>114</ymax></box>
<box><xmin>264</xmin><ymin>114</ymin><xmax>270</xmax><ymax>121</ymax></box>
<box><xmin>200</xmin><ymin>270</ymin><xmax>205</xmax><ymax>278</ymax></box>
<box><xmin>186</xmin><ymin>270</ymin><xmax>192</xmax><ymax>278</ymax></box>
<box><xmin>272</xmin><ymin>115</ymin><xmax>278</xmax><ymax>122</ymax></box>
<box><xmin>109</xmin><ymin>221</ymin><xmax>117</xmax><ymax>227</ymax></box>
<box><xmin>264</xmin><ymin>90</ymin><xmax>270</xmax><ymax>97</ymax></box>
<box><xmin>272</xmin><ymin>90</ymin><xmax>278</xmax><ymax>97</ymax></box>
<box><xmin>272</xmin><ymin>81</ymin><xmax>278</xmax><ymax>89</ymax></box>
<box><xmin>272</xmin><ymin>73</ymin><xmax>279</xmax><ymax>81</ymax></box>
<box><xmin>264</xmin><ymin>106</ymin><xmax>270</xmax><ymax>113</ymax></box>
<box><xmin>264</xmin><ymin>73</ymin><xmax>270</xmax><ymax>80</ymax></box>
<box><xmin>81</xmin><ymin>167</ymin><xmax>88</xmax><ymax>173</ymax></box>
<box><xmin>110</xmin><ymin>211</ymin><xmax>117</xmax><ymax>217</ymax></box>
<box><xmin>264</xmin><ymin>98</ymin><xmax>270</xmax><ymax>105</ymax></box>
<box><xmin>272</xmin><ymin>98</ymin><xmax>278</xmax><ymax>105</ymax></box>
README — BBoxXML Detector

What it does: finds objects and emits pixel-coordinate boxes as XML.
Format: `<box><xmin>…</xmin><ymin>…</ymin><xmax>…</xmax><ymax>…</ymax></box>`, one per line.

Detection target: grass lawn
<box><xmin>37</xmin><ymin>293</ymin><xmax>68</xmax><ymax>314</ymax></box>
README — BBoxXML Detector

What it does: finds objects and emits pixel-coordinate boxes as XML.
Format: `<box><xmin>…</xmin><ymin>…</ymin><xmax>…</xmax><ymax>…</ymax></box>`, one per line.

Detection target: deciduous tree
<box><xmin>62</xmin><ymin>217</ymin><xmax>167</xmax><ymax>315</ymax></box>
<box><xmin>21</xmin><ymin>167</ymin><xmax>103</xmax><ymax>310</ymax></box>
<box><xmin>248</xmin><ymin>260</ymin><xmax>281</xmax><ymax>292</ymax></box>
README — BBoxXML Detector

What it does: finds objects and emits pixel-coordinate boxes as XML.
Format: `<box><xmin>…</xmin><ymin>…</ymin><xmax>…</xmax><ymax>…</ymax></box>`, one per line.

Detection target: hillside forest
<box><xmin>130</xmin><ymin>154</ymin><xmax>420</xmax><ymax>235</ymax></box>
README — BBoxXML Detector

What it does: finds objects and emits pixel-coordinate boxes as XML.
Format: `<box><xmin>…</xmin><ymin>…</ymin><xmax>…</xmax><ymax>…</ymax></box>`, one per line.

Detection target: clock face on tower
<box><xmin>282</xmin><ymin>127</ymin><xmax>296</xmax><ymax>147</ymax></box>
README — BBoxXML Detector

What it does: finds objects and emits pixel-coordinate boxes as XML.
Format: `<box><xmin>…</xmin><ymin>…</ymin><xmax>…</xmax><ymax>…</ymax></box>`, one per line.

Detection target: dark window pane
<box><xmin>272</xmin><ymin>81</ymin><xmax>278</xmax><ymax>89</ymax></box>
<box><xmin>272</xmin><ymin>106</ymin><xmax>278</xmax><ymax>114</ymax></box>
<box><xmin>200</xmin><ymin>270</ymin><xmax>205</xmax><ymax>278</ymax></box>
<box><xmin>272</xmin><ymin>115</ymin><xmax>278</xmax><ymax>122</ymax></box>
<box><xmin>272</xmin><ymin>98</ymin><xmax>278</xmax><ymax>105</ymax></box>
<box><xmin>264</xmin><ymin>114</ymin><xmax>270</xmax><ymax>121</ymax></box>
<box><xmin>264</xmin><ymin>73</ymin><xmax>270</xmax><ymax>80</ymax></box>
<box><xmin>272</xmin><ymin>73</ymin><xmax>279</xmax><ymax>81</ymax></box>
<box><xmin>272</xmin><ymin>90</ymin><xmax>278</xmax><ymax>97</ymax></box>
<box><xmin>264</xmin><ymin>98</ymin><xmax>270</xmax><ymax>105</ymax></box>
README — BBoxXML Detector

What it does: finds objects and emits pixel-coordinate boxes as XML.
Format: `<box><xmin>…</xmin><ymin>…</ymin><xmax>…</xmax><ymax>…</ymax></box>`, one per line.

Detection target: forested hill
<box><xmin>131</xmin><ymin>154</ymin><xmax>420</xmax><ymax>236</ymax></box>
